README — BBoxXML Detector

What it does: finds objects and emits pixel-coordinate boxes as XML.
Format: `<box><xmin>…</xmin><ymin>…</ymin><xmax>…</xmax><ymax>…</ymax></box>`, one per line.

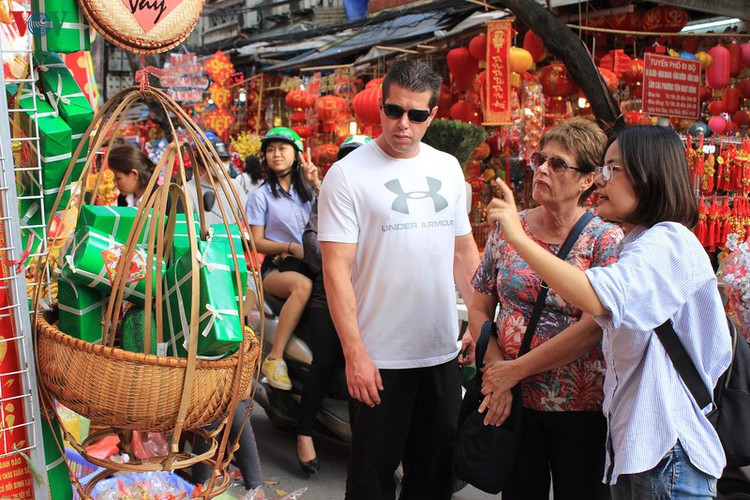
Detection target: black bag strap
<box><xmin>519</xmin><ymin>211</ymin><xmax>595</xmax><ymax>357</ymax></box>
<box><xmin>476</xmin><ymin>210</ymin><xmax>596</xmax><ymax>369</ymax></box>
<box><xmin>655</xmin><ymin>317</ymin><xmax>735</xmax><ymax>410</ymax></box>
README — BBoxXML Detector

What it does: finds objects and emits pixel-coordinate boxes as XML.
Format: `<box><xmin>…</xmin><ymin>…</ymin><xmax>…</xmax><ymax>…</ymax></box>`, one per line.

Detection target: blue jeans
<box><xmin>610</xmin><ymin>442</ymin><xmax>717</xmax><ymax>500</ymax></box>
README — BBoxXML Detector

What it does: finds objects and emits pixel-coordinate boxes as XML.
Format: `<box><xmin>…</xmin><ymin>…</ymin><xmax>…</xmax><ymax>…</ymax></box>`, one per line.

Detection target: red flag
<box><xmin>11</xmin><ymin>11</ymin><xmax>26</xmax><ymax>36</ymax></box>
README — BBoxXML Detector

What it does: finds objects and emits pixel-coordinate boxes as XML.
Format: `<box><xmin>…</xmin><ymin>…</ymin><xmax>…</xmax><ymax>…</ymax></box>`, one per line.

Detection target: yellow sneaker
<box><xmin>262</xmin><ymin>357</ymin><xmax>292</xmax><ymax>390</ymax></box>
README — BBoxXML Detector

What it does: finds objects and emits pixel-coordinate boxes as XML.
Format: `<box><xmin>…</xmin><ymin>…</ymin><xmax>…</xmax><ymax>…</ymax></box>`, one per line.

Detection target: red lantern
<box><xmin>447</xmin><ymin>47</ymin><xmax>479</xmax><ymax>91</ymax></box>
<box><xmin>725</xmin><ymin>42</ymin><xmax>743</xmax><ymax>77</ymax></box>
<box><xmin>723</xmin><ymin>86</ymin><xmax>741</xmax><ymax>114</ymax></box>
<box><xmin>724</xmin><ymin>120</ymin><xmax>738</xmax><ymax>135</ymax></box>
<box><xmin>733</xmin><ymin>110</ymin><xmax>750</xmax><ymax>127</ymax></box>
<box><xmin>739</xmin><ymin>79</ymin><xmax>750</xmax><ymax>99</ymax></box>
<box><xmin>449</xmin><ymin>101</ymin><xmax>475</xmax><ymax>123</ymax></box>
<box><xmin>472</xmin><ymin>142</ymin><xmax>490</xmax><ymax>161</ymax></box>
<box><xmin>314</xmin><ymin>95</ymin><xmax>348</xmax><ymax>132</ymax></box>
<box><xmin>607</xmin><ymin>10</ymin><xmax>641</xmax><ymax>32</ymax></box>
<box><xmin>700</xmin><ymin>85</ymin><xmax>712</xmax><ymax>103</ymax></box>
<box><xmin>523</xmin><ymin>30</ymin><xmax>546</xmax><ymax>62</ymax></box>
<box><xmin>312</xmin><ymin>142</ymin><xmax>339</xmax><ymax>165</ymax></box>
<box><xmin>366</xmin><ymin>77</ymin><xmax>384</xmax><ymax>89</ymax></box>
<box><xmin>509</xmin><ymin>47</ymin><xmax>533</xmax><ymax>73</ymax></box>
<box><xmin>285</xmin><ymin>89</ymin><xmax>315</xmax><ymax>109</ymax></box>
<box><xmin>352</xmin><ymin>86</ymin><xmax>382</xmax><ymax>125</ymax></box>
<box><xmin>487</xmin><ymin>129</ymin><xmax>508</xmax><ymax>156</ymax></box>
<box><xmin>598</xmin><ymin>67</ymin><xmax>619</xmax><ymax>93</ymax></box>
<box><xmin>641</xmin><ymin>5</ymin><xmax>689</xmax><ymax>32</ymax></box>
<box><xmin>622</xmin><ymin>58</ymin><xmax>644</xmax><ymax>85</ymax></box>
<box><xmin>708</xmin><ymin>115</ymin><xmax>726</xmax><ymax>134</ymax></box>
<box><xmin>437</xmin><ymin>83</ymin><xmax>452</xmax><ymax>118</ymax></box>
<box><xmin>469</xmin><ymin>33</ymin><xmax>487</xmax><ymax>61</ymax></box>
<box><xmin>708</xmin><ymin>100</ymin><xmax>725</xmax><ymax>115</ymax></box>
<box><xmin>742</xmin><ymin>43</ymin><xmax>750</xmax><ymax>68</ymax></box>
<box><xmin>536</xmin><ymin>62</ymin><xmax>576</xmax><ymax>97</ymax></box>
<box><xmin>290</xmin><ymin>110</ymin><xmax>307</xmax><ymax>125</ymax></box>
<box><xmin>706</xmin><ymin>46</ymin><xmax>730</xmax><ymax>89</ymax></box>
<box><xmin>292</xmin><ymin>125</ymin><xmax>312</xmax><ymax>138</ymax></box>
<box><xmin>682</xmin><ymin>36</ymin><xmax>700</xmax><ymax>54</ymax></box>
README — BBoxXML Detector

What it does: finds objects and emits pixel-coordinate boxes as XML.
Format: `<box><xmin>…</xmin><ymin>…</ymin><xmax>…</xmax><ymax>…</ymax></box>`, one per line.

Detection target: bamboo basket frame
<box><xmin>30</xmin><ymin>85</ymin><xmax>264</xmax><ymax>498</ymax></box>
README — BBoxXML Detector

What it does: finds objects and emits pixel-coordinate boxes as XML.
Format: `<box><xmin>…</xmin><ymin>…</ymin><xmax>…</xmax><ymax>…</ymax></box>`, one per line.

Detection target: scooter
<box><xmin>251</xmin><ymin>292</ymin><xmax>351</xmax><ymax>443</ymax></box>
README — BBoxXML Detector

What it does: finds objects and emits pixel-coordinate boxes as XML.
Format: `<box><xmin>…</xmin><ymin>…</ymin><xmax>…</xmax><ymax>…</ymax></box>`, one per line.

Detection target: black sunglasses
<box><xmin>529</xmin><ymin>151</ymin><xmax>581</xmax><ymax>175</ymax></box>
<box><xmin>382</xmin><ymin>103</ymin><xmax>432</xmax><ymax>123</ymax></box>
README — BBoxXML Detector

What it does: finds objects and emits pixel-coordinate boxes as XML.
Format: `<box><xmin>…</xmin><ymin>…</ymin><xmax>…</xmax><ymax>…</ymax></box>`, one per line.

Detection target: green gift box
<box><xmin>210</xmin><ymin>223</ymin><xmax>249</xmax><ymax>294</ymax></box>
<box><xmin>31</xmin><ymin>0</ymin><xmax>90</xmax><ymax>53</ymax></box>
<box><xmin>77</xmin><ymin>205</ymin><xmax>157</xmax><ymax>246</ymax></box>
<box><xmin>164</xmin><ymin>237</ymin><xmax>243</xmax><ymax>358</ymax></box>
<box><xmin>57</xmin><ymin>278</ymin><xmax>105</xmax><ymax>344</ymax></box>
<box><xmin>62</xmin><ymin>226</ymin><xmax>164</xmax><ymax>306</ymax></box>
<box><xmin>41</xmin><ymin>414</ymin><xmax>72</xmax><ymax>500</ymax></box>
<box><xmin>33</xmin><ymin>51</ymin><xmax>93</xmax><ymax>182</ymax></box>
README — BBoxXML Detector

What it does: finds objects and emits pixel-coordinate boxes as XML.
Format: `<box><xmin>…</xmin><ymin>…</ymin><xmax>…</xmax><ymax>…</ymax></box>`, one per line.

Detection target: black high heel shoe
<box><xmin>297</xmin><ymin>456</ymin><xmax>320</xmax><ymax>474</ymax></box>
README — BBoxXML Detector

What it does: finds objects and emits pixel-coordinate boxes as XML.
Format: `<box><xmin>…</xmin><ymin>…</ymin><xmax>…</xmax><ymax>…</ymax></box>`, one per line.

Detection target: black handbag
<box><xmin>655</xmin><ymin>316</ymin><xmax>750</xmax><ymax>467</ymax></box>
<box><xmin>454</xmin><ymin>211</ymin><xmax>594</xmax><ymax>494</ymax></box>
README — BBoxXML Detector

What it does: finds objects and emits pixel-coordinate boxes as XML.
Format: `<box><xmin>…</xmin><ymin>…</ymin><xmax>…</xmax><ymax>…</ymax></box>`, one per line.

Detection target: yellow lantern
<box><xmin>509</xmin><ymin>47</ymin><xmax>533</xmax><ymax>73</ymax></box>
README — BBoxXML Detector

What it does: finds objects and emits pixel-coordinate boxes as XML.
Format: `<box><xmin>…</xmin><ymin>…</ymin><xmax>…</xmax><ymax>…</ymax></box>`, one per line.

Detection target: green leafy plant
<box><xmin>422</xmin><ymin>119</ymin><xmax>487</xmax><ymax>171</ymax></box>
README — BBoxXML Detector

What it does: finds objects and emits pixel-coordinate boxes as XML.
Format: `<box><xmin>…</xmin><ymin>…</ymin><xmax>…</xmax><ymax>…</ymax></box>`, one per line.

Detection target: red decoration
<box><xmin>708</xmin><ymin>115</ymin><xmax>727</xmax><ymax>134</ymax></box>
<box><xmin>733</xmin><ymin>110</ymin><xmax>750</xmax><ymax>127</ymax></box>
<box><xmin>706</xmin><ymin>45</ymin><xmax>730</xmax><ymax>89</ymax></box>
<box><xmin>682</xmin><ymin>36</ymin><xmax>700</xmax><ymax>54</ymax></box>
<box><xmin>536</xmin><ymin>62</ymin><xmax>576</xmax><ymax>97</ymax></box>
<box><xmin>726</xmin><ymin>42</ymin><xmax>743</xmax><ymax>77</ymax></box>
<box><xmin>449</xmin><ymin>101</ymin><xmax>475</xmax><ymax>123</ymax></box>
<box><xmin>700</xmin><ymin>85</ymin><xmax>713</xmax><ymax>103</ymax></box>
<box><xmin>599</xmin><ymin>49</ymin><xmax>633</xmax><ymax>79</ymax></box>
<box><xmin>205</xmin><ymin>51</ymin><xmax>234</xmax><ymax>85</ymax></box>
<box><xmin>285</xmin><ymin>89</ymin><xmax>315</xmax><ymax>109</ymax></box>
<box><xmin>641</xmin><ymin>5</ymin><xmax>689</xmax><ymax>33</ymax></box>
<box><xmin>292</xmin><ymin>125</ymin><xmax>312</xmax><ymax>138</ymax></box>
<box><xmin>209</xmin><ymin>84</ymin><xmax>231</xmax><ymax>109</ymax></box>
<box><xmin>204</xmin><ymin>108</ymin><xmax>235</xmax><ymax>138</ymax></box>
<box><xmin>366</xmin><ymin>77</ymin><xmax>384</xmax><ymax>89</ymax></box>
<box><xmin>314</xmin><ymin>95</ymin><xmax>348</xmax><ymax>132</ymax></box>
<box><xmin>437</xmin><ymin>83</ymin><xmax>452</xmax><ymax>118</ymax></box>
<box><xmin>523</xmin><ymin>30</ymin><xmax>546</xmax><ymax>62</ymax></box>
<box><xmin>598</xmin><ymin>67</ymin><xmax>619</xmax><ymax>93</ymax></box>
<box><xmin>509</xmin><ymin>47</ymin><xmax>533</xmax><ymax>73</ymax></box>
<box><xmin>290</xmin><ymin>110</ymin><xmax>307</xmax><ymax>125</ymax></box>
<box><xmin>447</xmin><ymin>46</ymin><xmax>479</xmax><ymax>91</ymax></box>
<box><xmin>352</xmin><ymin>86</ymin><xmax>382</xmax><ymax>126</ymax></box>
<box><xmin>472</xmin><ymin>142</ymin><xmax>490</xmax><ymax>161</ymax></box>
<box><xmin>739</xmin><ymin>79</ymin><xmax>750</xmax><ymax>99</ymax></box>
<box><xmin>723</xmin><ymin>86</ymin><xmax>741</xmax><ymax>114</ymax></box>
<box><xmin>622</xmin><ymin>58</ymin><xmax>644</xmax><ymax>85</ymax></box>
<box><xmin>742</xmin><ymin>43</ymin><xmax>750</xmax><ymax>68</ymax></box>
<box><xmin>707</xmin><ymin>100</ymin><xmax>725</xmax><ymax>115</ymax></box>
<box><xmin>608</xmin><ymin>10</ymin><xmax>642</xmax><ymax>32</ymax></box>
<box><xmin>469</xmin><ymin>33</ymin><xmax>487</xmax><ymax>61</ymax></box>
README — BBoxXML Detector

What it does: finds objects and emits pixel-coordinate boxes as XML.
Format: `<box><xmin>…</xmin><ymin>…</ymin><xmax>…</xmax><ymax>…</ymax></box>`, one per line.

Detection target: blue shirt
<box><xmin>245</xmin><ymin>182</ymin><xmax>312</xmax><ymax>245</ymax></box>
<box><xmin>585</xmin><ymin>222</ymin><xmax>732</xmax><ymax>484</ymax></box>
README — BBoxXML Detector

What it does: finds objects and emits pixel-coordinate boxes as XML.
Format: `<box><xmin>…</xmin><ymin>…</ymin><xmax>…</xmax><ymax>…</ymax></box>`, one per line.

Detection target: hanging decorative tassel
<box><xmin>695</xmin><ymin>195</ymin><xmax>707</xmax><ymax>247</ymax></box>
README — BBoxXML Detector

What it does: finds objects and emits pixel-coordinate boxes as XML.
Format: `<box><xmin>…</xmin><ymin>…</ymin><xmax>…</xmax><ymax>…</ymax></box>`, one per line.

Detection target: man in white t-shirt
<box><xmin>318</xmin><ymin>60</ymin><xmax>479</xmax><ymax>500</ymax></box>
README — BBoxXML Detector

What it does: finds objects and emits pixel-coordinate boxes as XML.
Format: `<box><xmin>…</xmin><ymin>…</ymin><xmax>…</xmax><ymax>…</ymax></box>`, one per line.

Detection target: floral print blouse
<box><xmin>472</xmin><ymin>211</ymin><xmax>623</xmax><ymax>412</ymax></box>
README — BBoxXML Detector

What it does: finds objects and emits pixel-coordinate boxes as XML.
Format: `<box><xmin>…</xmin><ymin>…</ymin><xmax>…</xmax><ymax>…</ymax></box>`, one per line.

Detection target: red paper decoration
<box><xmin>352</xmin><ymin>86</ymin><xmax>382</xmax><ymax>126</ymax></box>
<box><xmin>707</xmin><ymin>100</ymin><xmax>725</xmax><ymax>115</ymax></box>
<box><xmin>523</xmin><ymin>30</ymin><xmax>546</xmax><ymax>62</ymax></box>
<box><xmin>447</xmin><ymin>47</ymin><xmax>479</xmax><ymax>91</ymax></box>
<box><xmin>598</xmin><ymin>68</ymin><xmax>619</xmax><ymax>93</ymax></box>
<box><xmin>599</xmin><ymin>49</ymin><xmax>633</xmax><ymax>79</ymax></box>
<box><xmin>708</xmin><ymin>115</ymin><xmax>726</xmax><ymax>134</ymax></box>
<box><xmin>706</xmin><ymin>46</ymin><xmax>731</xmax><ymax>90</ymax></box>
<box><xmin>641</xmin><ymin>5</ymin><xmax>689</xmax><ymax>33</ymax></box>
<box><xmin>437</xmin><ymin>83</ymin><xmax>452</xmax><ymax>118</ymax></box>
<box><xmin>209</xmin><ymin>84</ymin><xmax>231</xmax><ymax>109</ymax></box>
<box><xmin>286</xmin><ymin>89</ymin><xmax>315</xmax><ymax>109</ymax></box>
<box><xmin>622</xmin><ymin>58</ymin><xmax>644</xmax><ymax>85</ymax></box>
<box><xmin>536</xmin><ymin>62</ymin><xmax>576</xmax><ymax>97</ymax></box>
<box><xmin>292</xmin><ymin>125</ymin><xmax>312</xmax><ymax>138</ymax></box>
<box><xmin>205</xmin><ymin>51</ymin><xmax>234</xmax><ymax>85</ymax></box>
<box><xmin>723</xmin><ymin>86</ymin><xmax>741</xmax><ymax>114</ymax></box>
<box><xmin>469</xmin><ymin>33</ymin><xmax>487</xmax><ymax>61</ymax></box>
<box><xmin>314</xmin><ymin>95</ymin><xmax>348</xmax><ymax>132</ymax></box>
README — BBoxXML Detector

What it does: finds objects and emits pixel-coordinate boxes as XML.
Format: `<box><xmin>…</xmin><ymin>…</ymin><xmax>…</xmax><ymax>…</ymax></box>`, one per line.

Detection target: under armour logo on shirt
<box><xmin>384</xmin><ymin>177</ymin><xmax>448</xmax><ymax>215</ymax></box>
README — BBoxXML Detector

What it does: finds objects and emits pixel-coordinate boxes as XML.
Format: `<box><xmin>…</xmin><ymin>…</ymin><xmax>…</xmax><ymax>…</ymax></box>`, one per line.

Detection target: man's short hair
<box><xmin>382</xmin><ymin>60</ymin><xmax>442</xmax><ymax>109</ymax></box>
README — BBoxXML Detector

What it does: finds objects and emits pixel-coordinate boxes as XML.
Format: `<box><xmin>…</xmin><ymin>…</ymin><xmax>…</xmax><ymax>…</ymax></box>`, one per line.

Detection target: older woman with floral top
<box><xmin>467</xmin><ymin>118</ymin><xmax>622</xmax><ymax>500</ymax></box>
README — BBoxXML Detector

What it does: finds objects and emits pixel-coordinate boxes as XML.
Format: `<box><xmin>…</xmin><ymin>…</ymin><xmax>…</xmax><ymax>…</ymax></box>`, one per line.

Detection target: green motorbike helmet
<box><xmin>337</xmin><ymin>135</ymin><xmax>372</xmax><ymax>160</ymax></box>
<box><xmin>262</xmin><ymin>127</ymin><xmax>304</xmax><ymax>154</ymax></box>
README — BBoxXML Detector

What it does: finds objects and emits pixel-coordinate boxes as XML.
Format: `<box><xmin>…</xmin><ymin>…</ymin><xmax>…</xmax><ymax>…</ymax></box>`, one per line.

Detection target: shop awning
<box><xmin>259</xmin><ymin>10</ymin><xmax>459</xmax><ymax>71</ymax></box>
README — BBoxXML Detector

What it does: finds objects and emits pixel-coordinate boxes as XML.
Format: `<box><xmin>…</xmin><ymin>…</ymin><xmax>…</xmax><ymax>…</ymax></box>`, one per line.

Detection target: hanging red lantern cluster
<box><xmin>447</xmin><ymin>46</ymin><xmax>479</xmax><ymax>91</ymax></box>
<box><xmin>352</xmin><ymin>86</ymin><xmax>382</xmax><ymax>127</ymax></box>
<box><xmin>290</xmin><ymin>110</ymin><xmax>307</xmax><ymax>125</ymax></box>
<box><xmin>536</xmin><ymin>62</ymin><xmax>576</xmax><ymax>97</ymax></box>
<box><xmin>641</xmin><ymin>5</ymin><xmax>689</xmax><ymax>32</ymax></box>
<box><xmin>285</xmin><ymin>89</ymin><xmax>315</xmax><ymax>109</ymax></box>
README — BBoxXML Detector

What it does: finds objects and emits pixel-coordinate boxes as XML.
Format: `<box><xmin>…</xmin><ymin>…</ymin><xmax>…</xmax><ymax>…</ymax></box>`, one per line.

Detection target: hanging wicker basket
<box><xmin>31</xmin><ymin>84</ymin><xmax>264</xmax><ymax>497</ymax></box>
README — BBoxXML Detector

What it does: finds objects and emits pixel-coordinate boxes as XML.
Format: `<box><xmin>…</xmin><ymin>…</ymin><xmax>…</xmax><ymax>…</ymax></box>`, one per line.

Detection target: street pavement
<box><xmin>250</xmin><ymin>404</ymin><xmax>499</xmax><ymax>499</ymax></box>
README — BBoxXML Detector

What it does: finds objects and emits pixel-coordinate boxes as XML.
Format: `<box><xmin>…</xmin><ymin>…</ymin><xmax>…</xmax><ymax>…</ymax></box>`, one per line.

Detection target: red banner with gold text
<box><xmin>484</xmin><ymin>19</ymin><xmax>512</xmax><ymax>125</ymax></box>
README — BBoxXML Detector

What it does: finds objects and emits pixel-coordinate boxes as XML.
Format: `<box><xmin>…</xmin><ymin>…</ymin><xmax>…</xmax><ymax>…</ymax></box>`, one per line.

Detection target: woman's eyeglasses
<box><xmin>529</xmin><ymin>152</ymin><xmax>580</xmax><ymax>175</ymax></box>
<box><xmin>595</xmin><ymin>164</ymin><xmax>623</xmax><ymax>182</ymax></box>
<box><xmin>382</xmin><ymin>103</ymin><xmax>432</xmax><ymax>123</ymax></box>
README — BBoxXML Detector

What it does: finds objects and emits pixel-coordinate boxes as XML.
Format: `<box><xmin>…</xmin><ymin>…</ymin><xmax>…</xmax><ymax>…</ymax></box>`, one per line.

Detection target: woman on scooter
<box><xmin>246</xmin><ymin>127</ymin><xmax>319</xmax><ymax>390</ymax></box>
<box><xmin>296</xmin><ymin>135</ymin><xmax>372</xmax><ymax>474</ymax></box>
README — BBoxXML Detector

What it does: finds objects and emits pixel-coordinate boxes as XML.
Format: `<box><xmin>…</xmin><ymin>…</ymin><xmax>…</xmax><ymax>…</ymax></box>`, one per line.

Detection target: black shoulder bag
<box><xmin>455</xmin><ymin>211</ymin><xmax>594</xmax><ymax>494</ymax></box>
<box><xmin>655</xmin><ymin>316</ymin><xmax>750</xmax><ymax>467</ymax></box>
